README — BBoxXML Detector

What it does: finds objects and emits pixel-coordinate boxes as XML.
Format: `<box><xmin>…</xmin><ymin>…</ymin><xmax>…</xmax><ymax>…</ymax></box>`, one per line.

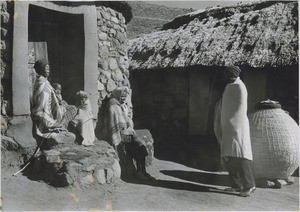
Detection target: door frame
<box><xmin>12</xmin><ymin>1</ymin><xmax>98</xmax><ymax>118</ymax></box>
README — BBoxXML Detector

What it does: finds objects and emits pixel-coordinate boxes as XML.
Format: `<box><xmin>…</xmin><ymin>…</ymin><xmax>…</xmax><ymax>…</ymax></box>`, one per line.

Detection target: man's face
<box><xmin>222</xmin><ymin>70</ymin><xmax>237</xmax><ymax>84</ymax></box>
<box><xmin>41</xmin><ymin>64</ymin><xmax>50</xmax><ymax>78</ymax></box>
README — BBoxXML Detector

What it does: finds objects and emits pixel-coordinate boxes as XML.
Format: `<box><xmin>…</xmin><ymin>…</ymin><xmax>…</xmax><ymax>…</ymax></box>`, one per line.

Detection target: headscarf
<box><xmin>110</xmin><ymin>86</ymin><xmax>129</xmax><ymax>103</ymax></box>
<box><xmin>34</xmin><ymin>59</ymin><xmax>49</xmax><ymax>75</ymax></box>
<box><xmin>224</xmin><ymin>65</ymin><xmax>241</xmax><ymax>78</ymax></box>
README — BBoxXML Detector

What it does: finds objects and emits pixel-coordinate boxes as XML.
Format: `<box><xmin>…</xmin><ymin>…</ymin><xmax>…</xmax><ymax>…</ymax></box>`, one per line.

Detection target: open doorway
<box><xmin>28</xmin><ymin>4</ymin><xmax>85</xmax><ymax>105</ymax></box>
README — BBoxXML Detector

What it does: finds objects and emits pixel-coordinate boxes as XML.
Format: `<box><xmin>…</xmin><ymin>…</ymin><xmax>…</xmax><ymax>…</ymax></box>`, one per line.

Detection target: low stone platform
<box><xmin>30</xmin><ymin>139</ymin><xmax>121</xmax><ymax>188</ymax></box>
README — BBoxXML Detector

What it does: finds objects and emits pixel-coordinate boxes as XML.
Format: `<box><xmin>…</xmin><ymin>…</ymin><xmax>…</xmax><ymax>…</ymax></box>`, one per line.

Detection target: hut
<box><xmin>128</xmin><ymin>1</ymin><xmax>298</xmax><ymax>152</ymax></box>
<box><xmin>1</xmin><ymin>1</ymin><xmax>132</xmax><ymax>158</ymax></box>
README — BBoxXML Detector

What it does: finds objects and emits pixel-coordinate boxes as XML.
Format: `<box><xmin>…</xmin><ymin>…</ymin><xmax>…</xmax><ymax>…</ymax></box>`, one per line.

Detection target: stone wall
<box><xmin>96</xmin><ymin>6</ymin><xmax>131</xmax><ymax>108</ymax></box>
<box><xmin>1</xmin><ymin>1</ymin><xmax>13</xmax><ymax>133</ymax></box>
<box><xmin>130</xmin><ymin>69</ymin><xmax>189</xmax><ymax>146</ymax></box>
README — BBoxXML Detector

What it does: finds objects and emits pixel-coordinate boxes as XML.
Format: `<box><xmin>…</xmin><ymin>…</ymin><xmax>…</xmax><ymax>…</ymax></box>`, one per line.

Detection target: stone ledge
<box><xmin>29</xmin><ymin>139</ymin><xmax>121</xmax><ymax>188</ymax></box>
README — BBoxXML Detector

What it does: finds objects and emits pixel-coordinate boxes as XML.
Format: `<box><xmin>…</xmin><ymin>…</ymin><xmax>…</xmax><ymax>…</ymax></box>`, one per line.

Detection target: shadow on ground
<box><xmin>160</xmin><ymin>170</ymin><xmax>229</xmax><ymax>186</ymax></box>
<box><xmin>122</xmin><ymin>175</ymin><xmax>239</xmax><ymax>196</ymax></box>
<box><xmin>154</xmin><ymin>135</ymin><xmax>222</xmax><ymax>172</ymax></box>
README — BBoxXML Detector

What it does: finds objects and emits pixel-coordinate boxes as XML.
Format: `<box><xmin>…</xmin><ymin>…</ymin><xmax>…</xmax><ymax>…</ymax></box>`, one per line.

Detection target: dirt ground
<box><xmin>1</xmin><ymin>157</ymin><xmax>299</xmax><ymax>211</ymax></box>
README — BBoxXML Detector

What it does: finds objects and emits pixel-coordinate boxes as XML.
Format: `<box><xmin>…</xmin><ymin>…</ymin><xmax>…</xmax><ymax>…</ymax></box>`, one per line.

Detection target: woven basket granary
<box><xmin>248</xmin><ymin>100</ymin><xmax>299</xmax><ymax>180</ymax></box>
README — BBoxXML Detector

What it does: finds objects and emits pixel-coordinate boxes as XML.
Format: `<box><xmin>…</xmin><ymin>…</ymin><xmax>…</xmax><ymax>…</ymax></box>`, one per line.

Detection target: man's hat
<box><xmin>225</xmin><ymin>65</ymin><xmax>241</xmax><ymax>77</ymax></box>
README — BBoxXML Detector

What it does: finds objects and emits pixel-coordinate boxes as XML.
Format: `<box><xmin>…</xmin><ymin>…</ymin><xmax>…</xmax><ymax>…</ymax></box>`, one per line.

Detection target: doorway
<box><xmin>28</xmin><ymin>4</ymin><xmax>85</xmax><ymax>105</ymax></box>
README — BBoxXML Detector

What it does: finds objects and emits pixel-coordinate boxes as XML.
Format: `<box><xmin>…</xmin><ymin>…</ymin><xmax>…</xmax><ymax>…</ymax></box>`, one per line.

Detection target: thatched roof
<box><xmin>128</xmin><ymin>1</ymin><xmax>298</xmax><ymax>70</ymax></box>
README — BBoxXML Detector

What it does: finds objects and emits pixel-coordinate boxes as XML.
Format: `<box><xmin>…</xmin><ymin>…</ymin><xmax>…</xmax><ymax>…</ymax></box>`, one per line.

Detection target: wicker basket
<box><xmin>248</xmin><ymin>100</ymin><xmax>299</xmax><ymax>180</ymax></box>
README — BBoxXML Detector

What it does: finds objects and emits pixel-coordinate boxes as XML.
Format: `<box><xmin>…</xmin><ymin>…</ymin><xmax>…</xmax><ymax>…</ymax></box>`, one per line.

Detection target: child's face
<box><xmin>54</xmin><ymin>85</ymin><xmax>62</xmax><ymax>94</ymax></box>
<box><xmin>79</xmin><ymin>96</ymin><xmax>88</xmax><ymax>106</ymax></box>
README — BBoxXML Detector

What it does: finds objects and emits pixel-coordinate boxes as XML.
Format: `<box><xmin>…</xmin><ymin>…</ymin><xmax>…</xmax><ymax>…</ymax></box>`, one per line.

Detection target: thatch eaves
<box><xmin>128</xmin><ymin>1</ymin><xmax>298</xmax><ymax>70</ymax></box>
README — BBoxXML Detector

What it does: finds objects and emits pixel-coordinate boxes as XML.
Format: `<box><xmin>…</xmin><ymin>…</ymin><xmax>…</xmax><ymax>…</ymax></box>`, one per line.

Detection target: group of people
<box><xmin>31</xmin><ymin>59</ymin><xmax>255</xmax><ymax>195</ymax></box>
<box><xmin>31</xmin><ymin>59</ymin><xmax>152</xmax><ymax>181</ymax></box>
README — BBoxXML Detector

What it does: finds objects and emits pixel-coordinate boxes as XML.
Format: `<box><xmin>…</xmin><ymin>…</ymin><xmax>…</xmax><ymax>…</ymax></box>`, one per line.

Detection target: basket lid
<box><xmin>255</xmin><ymin>99</ymin><xmax>281</xmax><ymax>110</ymax></box>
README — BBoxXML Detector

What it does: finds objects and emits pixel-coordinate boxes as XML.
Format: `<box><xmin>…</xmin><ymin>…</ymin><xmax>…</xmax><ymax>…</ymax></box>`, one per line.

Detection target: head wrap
<box><xmin>34</xmin><ymin>59</ymin><xmax>49</xmax><ymax>75</ymax></box>
<box><xmin>111</xmin><ymin>87</ymin><xmax>129</xmax><ymax>102</ymax></box>
<box><xmin>224</xmin><ymin>65</ymin><xmax>241</xmax><ymax>77</ymax></box>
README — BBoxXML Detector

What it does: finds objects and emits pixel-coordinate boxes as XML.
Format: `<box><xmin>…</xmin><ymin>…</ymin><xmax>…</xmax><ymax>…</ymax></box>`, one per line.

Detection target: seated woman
<box><xmin>70</xmin><ymin>91</ymin><xmax>95</xmax><ymax>147</ymax></box>
<box><xmin>31</xmin><ymin>59</ymin><xmax>77</xmax><ymax>145</ymax></box>
<box><xmin>99</xmin><ymin>86</ymin><xmax>153</xmax><ymax>181</ymax></box>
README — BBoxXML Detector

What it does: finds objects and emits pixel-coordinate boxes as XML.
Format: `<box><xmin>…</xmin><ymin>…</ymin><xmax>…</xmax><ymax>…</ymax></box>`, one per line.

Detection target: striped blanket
<box><xmin>32</xmin><ymin>76</ymin><xmax>76</xmax><ymax>139</ymax></box>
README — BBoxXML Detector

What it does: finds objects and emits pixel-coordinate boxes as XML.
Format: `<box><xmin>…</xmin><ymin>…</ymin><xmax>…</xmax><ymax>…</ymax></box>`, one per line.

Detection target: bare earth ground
<box><xmin>1</xmin><ymin>157</ymin><xmax>299</xmax><ymax>211</ymax></box>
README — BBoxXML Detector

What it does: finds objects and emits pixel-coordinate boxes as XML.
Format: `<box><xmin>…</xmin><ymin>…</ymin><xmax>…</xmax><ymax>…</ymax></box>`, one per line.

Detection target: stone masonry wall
<box><xmin>130</xmin><ymin>70</ymin><xmax>189</xmax><ymax>146</ymax></box>
<box><xmin>1</xmin><ymin>1</ymin><xmax>13</xmax><ymax>134</ymax></box>
<box><xmin>96</xmin><ymin>6</ymin><xmax>131</xmax><ymax>109</ymax></box>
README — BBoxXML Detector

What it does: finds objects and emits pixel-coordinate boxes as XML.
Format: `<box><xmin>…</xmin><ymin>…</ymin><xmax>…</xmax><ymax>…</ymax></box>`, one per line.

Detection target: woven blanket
<box><xmin>32</xmin><ymin>76</ymin><xmax>66</xmax><ymax>139</ymax></box>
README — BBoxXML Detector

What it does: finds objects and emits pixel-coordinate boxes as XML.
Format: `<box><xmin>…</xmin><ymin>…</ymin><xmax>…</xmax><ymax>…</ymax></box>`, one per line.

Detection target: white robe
<box><xmin>71</xmin><ymin>100</ymin><xmax>95</xmax><ymax>146</ymax></box>
<box><xmin>214</xmin><ymin>77</ymin><xmax>253</xmax><ymax>161</ymax></box>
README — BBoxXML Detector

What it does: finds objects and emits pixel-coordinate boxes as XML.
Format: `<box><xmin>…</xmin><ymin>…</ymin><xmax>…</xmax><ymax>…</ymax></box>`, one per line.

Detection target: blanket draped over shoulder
<box><xmin>105</xmin><ymin>98</ymin><xmax>132</xmax><ymax>146</ymax></box>
<box><xmin>99</xmin><ymin>87</ymin><xmax>133</xmax><ymax>146</ymax></box>
<box><xmin>214</xmin><ymin>77</ymin><xmax>252</xmax><ymax>161</ymax></box>
<box><xmin>32</xmin><ymin>76</ymin><xmax>76</xmax><ymax>139</ymax></box>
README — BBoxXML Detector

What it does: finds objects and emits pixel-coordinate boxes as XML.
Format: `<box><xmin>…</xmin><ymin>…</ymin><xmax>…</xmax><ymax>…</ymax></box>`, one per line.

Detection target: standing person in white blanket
<box><xmin>214</xmin><ymin>65</ymin><xmax>256</xmax><ymax>197</ymax></box>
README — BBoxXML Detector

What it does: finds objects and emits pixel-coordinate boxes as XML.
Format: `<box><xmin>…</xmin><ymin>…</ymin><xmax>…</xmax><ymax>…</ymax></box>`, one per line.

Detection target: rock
<box><xmin>98</xmin><ymin>32</ymin><xmax>108</xmax><ymax>41</ymax></box>
<box><xmin>101</xmin><ymin>10</ymin><xmax>110</xmax><ymax>20</ymax></box>
<box><xmin>95</xmin><ymin>169</ymin><xmax>106</xmax><ymax>184</ymax></box>
<box><xmin>1</xmin><ymin>149</ymin><xmax>24</xmax><ymax>167</ymax></box>
<box><xmin>99</xmin><ymin>59</ymin><xmax>109</xmax><ymax>70</ymax></box>
<box><xmin>111</xmin><ymin>17</ymin><xmax>120</xmax><ymax>24</ymax></box>
<box><xmin>6</xmin><ymin>116</ymin><xmax>37</xmax><ymax>149</ymax></box>
<box><xmin>48</xmin><ymin>131</ymin><xmax>76</xmax><ymax>147</ymax></box>
<box><xmin>108</xmin><ymin>58</ymin><xmax>118</xmax><ymax>71</ymax></box>
<box><xmin>85</xmin><ymin>164</ymin><xmax>97</xmax><ymax>172</ymax></box>
<box><xmin>112</xmin><ymin>158</ymin><xmax>121</xmax><ymax>178</ymax></box>
<box><xmin>100</xmin><ymin>89</ymin><xmax>108</xmax><ymax>99</ymax></box>
<box><xmin>1</xmin><ymin>40</ymin><xmax>6</xmax><ymax>50</ymax></box>
<box><xmin>24</xmin><ymin>140</ymin><xmax>119</xmax><ymax>187</ymax></box>
<box><xmin>106</xmin><ymin>79</ymin><xmax>117</xmax><ymax>92</ymax></box>
<box><xmin>109</xmin><ymin>9</ymin><xmax>116</xmax><ymax>17</ymax></box>
<box><xmin>105</xmin><ymin>168</ymin><xmax>114</xmax><ymax>182</ymax></box>
<box><xmin>1</xmin><ymin>135</ymin><xmax>19</xmax><ymax>151</ymax></box>
<box><xmin>0</xmin><ymin>1</ymin><xmax>7</xmax><ymax>11</ymax></box>
<box><xmin>43</xmin><ymin>149</ymin><xmax>61</xmax><ymax>163</ymax></box>
<box><xmin>1</xmin><ymin>27</ymin><xmax>7</xmax><ymax>38</ymax></box>
<box><xmin>81</xmin><ymin>172</ymin><xmax>95</xmax><ymax>185</ymax></box>
<box><xmin>97</xmin><ymin>81</ymin><xmax>105</xmax><ymax>91</ymax></box>
<box><xmin>1</xmin><ymin>12</ymin><xmax>10</xmax><ymax>24</ymax></box>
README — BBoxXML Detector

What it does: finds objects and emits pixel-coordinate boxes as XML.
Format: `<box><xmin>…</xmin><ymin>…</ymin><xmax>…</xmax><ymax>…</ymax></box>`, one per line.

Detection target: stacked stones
<box><xmin>0</xmin><ymin>2</ymin><xmax>24</xmax><ymax>167</ymax></box>
<box><xmin>96</xmin><ymin>6</ymin><xmax>131</xmax><ymax>107</ymax></box>
<box><xmin>132</xmin><ymin>71</ymin><xmax>189</xmax><ymax>138</ymax></box>
<box><xmin>1</xmin><ymin>1</ymin><xmax>13</xmax><ymax>132</ymax></box>
<box><xmin>35</xmin><ymin>140</ymin><xmax>121</xmax><ymax>187</ymax></box>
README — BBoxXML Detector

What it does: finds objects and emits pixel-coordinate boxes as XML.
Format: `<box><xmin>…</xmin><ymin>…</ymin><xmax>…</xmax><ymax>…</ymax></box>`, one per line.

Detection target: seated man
<box><xmin>99</xmin><ymin>87</ymin><xmax>153</xmax><ymax>181</ymax></box>
<box><xmin>31</xmin><ymin>59</ymin><xmax>77</xmax><ymax>146</ymax></box>
<box><xmin>70</xmin><ymin>91</ymin><xmax>95</xmax><ymax>147</ymax></box>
